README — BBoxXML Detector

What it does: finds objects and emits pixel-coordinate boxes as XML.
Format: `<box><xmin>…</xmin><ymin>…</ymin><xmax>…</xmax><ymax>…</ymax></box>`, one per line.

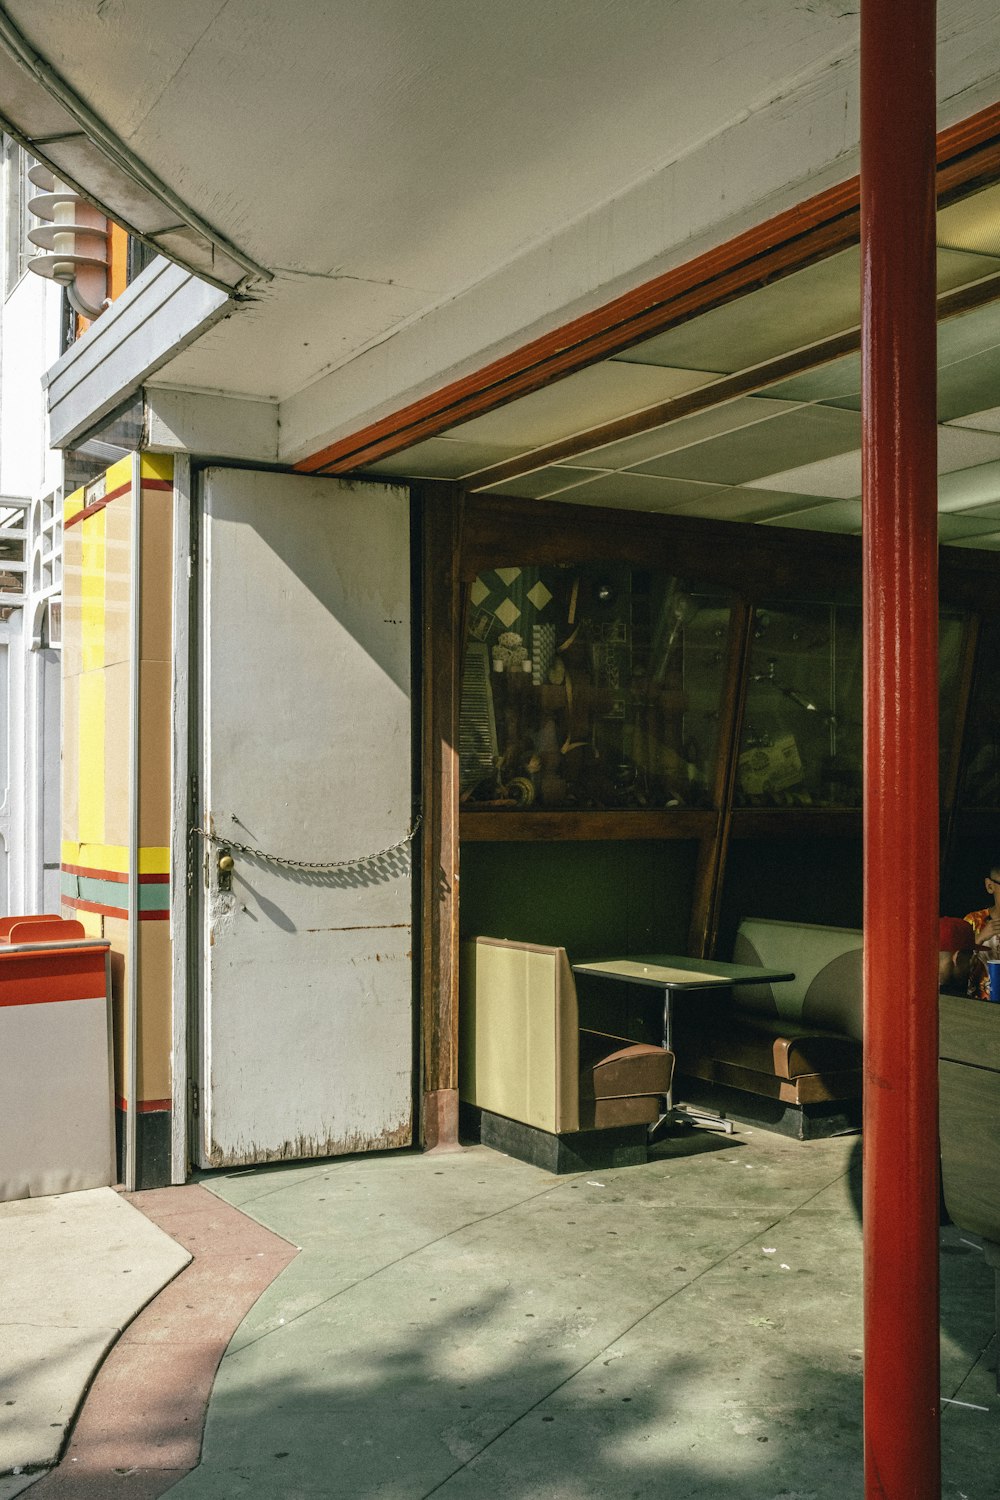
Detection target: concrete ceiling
<box><xmin>6</xmin><ymin>0</ymin><xmax>860</xmax><ymax>299</ymax></box>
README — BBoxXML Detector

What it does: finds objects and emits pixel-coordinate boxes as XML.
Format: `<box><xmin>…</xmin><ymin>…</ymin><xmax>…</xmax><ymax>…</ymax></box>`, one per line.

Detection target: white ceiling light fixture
<box><xmin>25</xmin><ymin>162</ymin><xmax>108</xmax><ymax>319</ymax></box>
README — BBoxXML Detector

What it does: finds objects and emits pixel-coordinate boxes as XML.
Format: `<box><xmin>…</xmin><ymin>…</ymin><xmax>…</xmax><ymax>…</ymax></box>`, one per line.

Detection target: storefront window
<box><xmin>737</xmin><ymin>603</ymin><xmax>967</xmax><ymax>808</ymax></box>
<box><xmin>459</xmin><ymin>565</ymin><xmax>732</xmax><ymax>810</ymax></box>
<box><xmin>960</xmin><ymin>619</ymin><xmax>1000</xmax><ymax>807</ymax></box>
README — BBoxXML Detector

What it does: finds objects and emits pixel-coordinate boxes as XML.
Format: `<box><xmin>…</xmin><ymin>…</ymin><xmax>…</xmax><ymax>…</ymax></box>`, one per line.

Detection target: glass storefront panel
<box><xmin>960</xmin><ymin>618</ymin><xmax>1000</xmax><ymax>808</ymax></box>
<box><xmin>459</xmin><ymin>564</ymin><xmax>732</xmax><ymax>811</ymax></box>
<box><xmin>736</xmin><ymin>603</ymin><xmax>966</xmax><ymax>808</ymax></box>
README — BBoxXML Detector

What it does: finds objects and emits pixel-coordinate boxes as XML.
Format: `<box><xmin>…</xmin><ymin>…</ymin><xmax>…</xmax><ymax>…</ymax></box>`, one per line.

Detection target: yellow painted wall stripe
<box><xmin>140</xmin><ymin>453</ymin><xmax>173</xmax><ymax>482</ymax></box>
<box><xmin>105</xmin><ymin>453</ymin><xmax>133</xmax><ymax>494</ymax></box>
<box><xmin>80</xmin><ymin>507</ymin><xmax>106</xmax><ymax>674</ymax></box>
<box><xmin>77</xmin><ymin>672</ymin><xmax>106</xmax><ymax>843</ymax></box>
<box><xmin>61</xmin><ymin>842</ymin><xmax>171</xmax><ymax>876</ymax></box>
<box><xmin>64</xmin><ymin>485</ymin><xmax>86</xmax><ymax>527</ymax></box>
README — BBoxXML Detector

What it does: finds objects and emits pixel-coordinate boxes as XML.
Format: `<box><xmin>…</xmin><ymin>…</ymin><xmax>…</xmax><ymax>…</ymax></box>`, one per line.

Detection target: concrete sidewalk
<box><xmin>4</xmin><ymin>1129</ymin><xmax>998</xmax><ymax>1498</ymax></box>
<box><xmin>0</xmin><ymin>1189</ymin><xmax>189</xmax><ymax>1490</ymax></box>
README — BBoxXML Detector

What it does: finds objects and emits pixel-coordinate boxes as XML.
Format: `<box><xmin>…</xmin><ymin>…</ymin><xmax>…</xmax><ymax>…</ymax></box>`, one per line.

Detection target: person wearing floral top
<box><xmin>963</xmin><ymin>862</ymin><xmax>1000</xmax><ymax>1001</ymax></box>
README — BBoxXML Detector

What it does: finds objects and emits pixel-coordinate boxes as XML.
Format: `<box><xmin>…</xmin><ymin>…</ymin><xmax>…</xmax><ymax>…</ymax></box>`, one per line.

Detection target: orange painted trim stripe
<box><xmin>115</xmin><ymin>1095</ymin><xmax>172</xmax><ymax>1114</ymax></box>
<box><xmin>63</xmin><ymin>895</ymin><xmax>127</xmax><ymax>918</ymax></box>
<box><xmin>62</xmin><ymin>894</ymin><xmax>170</xmax><ymax>921</ymax></box>
<box><xmin>61</xmin><ymin>862</ymin><xmax>169</xmax><ymax>885</ymax></box>
<box><xmin>297</xmin><ymin>99</ymin><xmax>1000</xmax><ymax>477</ymax></box>
<box><xmin>0</xmin><ymin>953</ymin><xmax>108</xmax><ymax>1006</ymax></box>
<box><xmin>64</xmin><ymin>476</ymin><xmax>173</xmax><ymax>531</ymax></box>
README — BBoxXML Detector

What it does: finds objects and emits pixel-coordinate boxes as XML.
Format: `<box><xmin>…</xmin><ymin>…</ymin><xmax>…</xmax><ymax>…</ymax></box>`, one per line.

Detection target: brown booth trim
<box><xmin>298</xmin><ymin>99</ymin><xmax>1000</xmax><ymax>479</ymax></box>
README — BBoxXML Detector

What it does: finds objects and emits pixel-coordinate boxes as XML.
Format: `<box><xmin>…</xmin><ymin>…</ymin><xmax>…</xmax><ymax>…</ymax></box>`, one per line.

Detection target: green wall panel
<box><xmin>459</xmin><ymin>839</ymin><xmax>698</xmax><ymax>961</ymax></box>
<box><xmin>718</xmin><ymin>836</ymin><xmax>862</xmax><ymax>957</ymax></box>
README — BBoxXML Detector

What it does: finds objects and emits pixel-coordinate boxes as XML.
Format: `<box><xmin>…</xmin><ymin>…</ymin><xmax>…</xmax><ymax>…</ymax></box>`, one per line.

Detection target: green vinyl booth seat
<box><xmin>678</xmin><ymin>918</ymin><xmax>864</xmax><ymax>1116</ymax></box>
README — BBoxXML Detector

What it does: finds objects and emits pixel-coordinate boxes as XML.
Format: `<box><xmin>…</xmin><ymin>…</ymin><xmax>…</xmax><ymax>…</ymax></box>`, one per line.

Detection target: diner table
<box><xmin>571</xmin><ymin>953</ymin><xmax>795</xmax><ymax>1134</ymax></box>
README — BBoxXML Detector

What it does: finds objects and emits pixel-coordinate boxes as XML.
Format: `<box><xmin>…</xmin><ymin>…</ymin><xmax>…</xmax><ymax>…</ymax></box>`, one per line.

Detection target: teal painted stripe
<box><xmin>139</xmin><ymin>882</ymin><xmax>170</xmax><ymax>912</ymax></box>
<box><xmin>61</xmin><ymin>873</ymin><xmax>169</xmax><ymax>911</ymax></box>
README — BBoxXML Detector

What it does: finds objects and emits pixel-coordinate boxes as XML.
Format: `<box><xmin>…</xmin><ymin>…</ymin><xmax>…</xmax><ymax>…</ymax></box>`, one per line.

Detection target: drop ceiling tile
<box><xmin>656</xmin><ymin>487</ymin><xmax>840</xmax><ymax>523</ymax></box>
<box><xmin>937</xmin><ymin>425</ymin><xmax>1000</xmax><ymax>472</ymax></box>
<box><xmin>477</xmin><ymin>466</ymin><xmax>608</xmax><ymax>499</ymax></box>
<box><xmin>450</xmin><ymin>362</ymin><xmax>718</xmax><ymax>449</ymax></box>
<box><xmin>745</xmin><ymin>449</ymin><xmax>861</xmax><ymax>498</ymax></box>
<box><xmin>543</xmin><ymin>471</ymin><xmax>728</xmax><ymax>513</ymax></box>
<box><xmin>892</xmin><ymin>301</ymin><xmax>1000</xmax><ymax>425</ymax></box>
<box><xmin>936</xmin><ymin>245</ymin><xmax>1000</xmax><ymax>290</ymax></box>
<box><xmin>938</xmin><ymin>182</ymin><xmax>1000</xmax><ymax>258</ymax></box>
<box><xmin>819</xmin><ymin>328</ymin><xmax>1000</xmax><ymax>419</ymax></box>
<box><xmin>367</xmin><ymin>435</ymin><xmax>521</xmax><ymax>479</ymax></box>
<box><xmin>746</xmin><ymin>427</ymin><xmax>1000</xmax><ymax>503</ymax></box>
<box><xmin>936</xmin><ymin>460</ymin><xmax>1000</xmax><ymax>513</ymax></box>
<box><xmin>947</xmin><ymin>405</ymin><xmax>1000</xmax><ymax>433</ymax></box>
<box><xmin>937</xmin><ymin>513</ymin><xmax>1000</xmax><ymax>542</ymax></box>
<box><xmin>826</xmin><ymin>358</ymin><xmax>1000</xmax><ymax>419</ymax></box>
<box><xmin>629</xmin><ymin>404</ymin><xmax>861</xmax><ymax>485</ymax></box>
<box><xmin>760</xmin><ymin>352</ymin><xmax>862</xmax><ymax>405</ymax></box>
<box><xmin>938</xmin><ymin>297</ymin><xmax>1000</xmax><ymax>364</ymax></box>
<box><xmin>559</xmin><ymin>395</ymin><xmax>802</xmax><ymax>471</ymax></box>
<box><xmin>611</xmin><ymin>248</ymin><xmax>862</xmax><ymax>374</ymax></box>
<box><xmin>937</xmin><ymin>344</ymin><xmax>1000</xmax><ymax>424</ymax></box>
<box><xmin>609</xmin><ymin>246</ymin><xmax>999</xmax><ymax>379</ymax></box>
<box><xmin>758</xmin><ymin>499</ymin><xmax>863</xmax><ymax>534</ymax></box>
<box><xmin>943</xmin><ymin>530</ymin><xmax>1000</xmax><ymax>551</ymax></box>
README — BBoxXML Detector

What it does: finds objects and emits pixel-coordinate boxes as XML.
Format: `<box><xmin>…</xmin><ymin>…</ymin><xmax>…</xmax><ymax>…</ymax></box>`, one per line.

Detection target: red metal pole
<box><xmin>861</xmin><ymin>2</ymin><xmax>940</xmax><ymax>1496</ymax></box>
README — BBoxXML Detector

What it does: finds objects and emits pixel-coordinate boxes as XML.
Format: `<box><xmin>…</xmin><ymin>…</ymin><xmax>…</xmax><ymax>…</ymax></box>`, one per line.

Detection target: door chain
<box><xmin>190</xmin><ymin>816</ymin><xmax>421</xmax><ymax>874</ymax></box>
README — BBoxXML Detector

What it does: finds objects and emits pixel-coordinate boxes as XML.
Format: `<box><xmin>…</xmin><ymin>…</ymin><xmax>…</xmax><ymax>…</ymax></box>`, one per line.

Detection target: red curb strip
<box><xmin>27</xmin><ymin>1184</ymin><xmax>297</xmax><ymax>1498</ymax></box>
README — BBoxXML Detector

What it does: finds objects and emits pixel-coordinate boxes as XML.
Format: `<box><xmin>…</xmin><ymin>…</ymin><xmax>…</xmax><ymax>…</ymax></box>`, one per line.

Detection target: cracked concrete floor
<box><xmin>157</xmin><ymin>1128</ymin><xmax>997</xmax><ymax>1500</ymax></box>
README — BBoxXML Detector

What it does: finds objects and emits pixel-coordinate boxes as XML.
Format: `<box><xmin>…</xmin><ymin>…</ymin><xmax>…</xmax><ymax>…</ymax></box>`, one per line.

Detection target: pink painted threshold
<box><xmin>28</xmin><ymin>1185</ymin><xmax>297</xmax><ymax>1499</ymax></box>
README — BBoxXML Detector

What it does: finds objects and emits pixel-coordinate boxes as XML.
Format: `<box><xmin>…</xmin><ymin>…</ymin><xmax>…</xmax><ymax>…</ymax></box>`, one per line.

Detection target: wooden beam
<box><xmin>688</xmin><ymin>599</ymin><xmax>754</xmax><ymax>957</ymax></box>
<box><xmin>461</xmin><ymin>809</ymin><xmax>715</xmax><ymax>842</ymax></box>
<box><xmin>419</xmin><ymin>481</ymin><xmax>464</xmax><ymax>1150</ymax></box>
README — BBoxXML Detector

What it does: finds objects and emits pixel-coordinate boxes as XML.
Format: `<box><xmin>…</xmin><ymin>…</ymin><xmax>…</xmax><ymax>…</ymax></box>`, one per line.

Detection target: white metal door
<box><xmin>197</xmin><ymin>468</ymin><xmax>413</xmax><ymax>1167</ymax></box>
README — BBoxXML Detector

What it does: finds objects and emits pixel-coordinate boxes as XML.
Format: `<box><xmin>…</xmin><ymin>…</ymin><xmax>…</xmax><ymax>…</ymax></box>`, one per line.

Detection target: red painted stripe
<box><xmin>61</xmin><ymin>894</ymin><xmax>170</xmax><ymax>921</ymax></box>
<box><xmin>115</xmin><ymin>1095</ymin><xmax>172</xmax><ymax>1114</ymax></box>
<box><xmin>62</xmin><ymin>894</ymin><xmax>127</xmax><ymax>919</ymax></box>
<box><xmin>62</xmin><ymin>864</ymin><xmax>126</xmax><ymax>883</ymax></box>
<box><xmin>64</xmin><ymin>476</ymin><xmax>172</xmax><ymax>530</ymax></box>
<box><xmin>61</xmin><ymin>894</ymin><xmax>170</xmax><ymax>918</ymax></box>
<box><xmin>64</xmin><ymin>477</ymin><xmax>132</xmax><ymax>530</ymax></box>
<box><xmin>61</xmin><ymin>863</ymin><xmax>169</xmax><ymax>884</ymax></box>
<box><xmin>295</xmin><ymin>100</ymin><xmax>1000</xmax><ymax>477</ymax></box>
<box><xmin>0</xmin><ymin>952</ymin><xmax>108</xmax><ymax>1006</ymax></box>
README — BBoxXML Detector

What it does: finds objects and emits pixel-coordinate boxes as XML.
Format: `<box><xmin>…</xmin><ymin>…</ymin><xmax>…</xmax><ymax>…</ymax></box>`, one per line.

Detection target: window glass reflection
<box><xmin>459</xmin><ymin>565</ymin><xmax>732</xmax><ymax>810</ymax></box>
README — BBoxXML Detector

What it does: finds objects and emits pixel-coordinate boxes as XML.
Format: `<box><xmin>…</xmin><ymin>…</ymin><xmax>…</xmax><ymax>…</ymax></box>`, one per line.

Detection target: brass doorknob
<box><xmin>218</xmin><ymin>853</ymin><xmax>235</xmax><ymax>873</ymax></box>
